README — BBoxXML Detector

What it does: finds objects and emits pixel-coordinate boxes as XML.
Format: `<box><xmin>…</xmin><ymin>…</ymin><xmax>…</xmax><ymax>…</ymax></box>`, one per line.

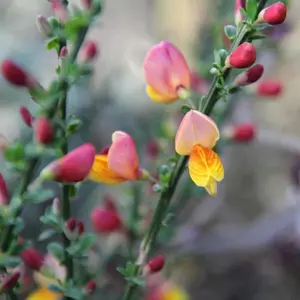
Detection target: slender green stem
<box><xmin>122</xmin><ymin>1</ymin><xmax>269</xmax><ymax>299</ymax></box>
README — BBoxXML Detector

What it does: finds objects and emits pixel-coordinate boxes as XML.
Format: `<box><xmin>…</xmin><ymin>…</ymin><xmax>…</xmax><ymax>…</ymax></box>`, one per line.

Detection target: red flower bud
<box><xmin>0</xmin><ymin>271</ymin><xmax>20</xmax><ymax>293</ymax></box>
<box><xmin>146</xmin><ymin>255</ymin><xmax>165</xmax><ymax>273</ymax></box>
<box><xmin>256</xmin><ymin>79</ymin><xmax>283</xmax><ymax>97</ymax></box>
<box><xmin>85</xmin><ymin>280</ymin><xmax>96</xmax><ymax>295</ymax></box>
<box><xmin>34</xmin><ymin>117</ymin><xmax>54</xmax><ymax>145</ymax></box>
<box><xmin>227</xmin><ymin>123</ymin><xmax>256</xmax><ymax>142</ymax></box>
<box><xmin>60</xmin><ymin>46</ymin><xmax>68</xmax><ymax>57</ymax></box>
<box><xmin>0</xmin><ymin>173</ymin><xmax>9</xmax><ymax>205</ymax></box>
<box><xmin>66</xmin><ymin>218</ymin><xmax>77</xmax><ymax>232</ymax></box>
<box><xmin>234</xmin><ymin>64</ymin><xmax>264</xmax><ymax>86</ymax></box>
<box><xmin>91</xmin><ymin>207</ymin><xmax>122</xmax><ymax>234</ymax></box>
<box><xmin>1</xmin><ymin>60</ymin><xmax>29</xmax><ymax>87</ymax></box>
<box><xmin>77</xmin><ymin>221</ymin><xmax>85</xmax><ymax>235</ymax></box>
<box><xmin>226</xmin><ymin>42</ymin><xmax>256</xmax><ymax>69</ymax></box>
<box><xmin>19</xmin><ymin>106</ymin><xmax>33</xmax><ymax>127</ymax></box>
<box><xmin>39</xmin><ymin>143</ymin><xmax>96</xmax><ymax>183</ymax></box>
<box><xmin>146</xmin><ymin>140</ymin><xmax>159</xmax><ymax>158</ymax></box>
<box><xmin>258</xmin><ymin>2</ymin><xmax>287</xmax><ymax>25</ymax></box>
<box><xmin>81</xmin><ymin>0</ymin><xmax>92</xmax><ymax>10</ymax></box>
<box><xmin>51</xmin><ymin>0</ymin><xmax>68</xmax><ymax>23</ymax></box>
<box><xmin>21</xmin><ymin>248</ymin><xmax>43</xmax><ymax>271</ymax></box>
<box><xmin>78</xmin><ymin>41</ymin><xmax>98</xmax><ymax>64</ymax></box>
<box><xmin>235</xmin><ymin>0</ymin><xmax>246</xmax><ymax>25</ymax></box>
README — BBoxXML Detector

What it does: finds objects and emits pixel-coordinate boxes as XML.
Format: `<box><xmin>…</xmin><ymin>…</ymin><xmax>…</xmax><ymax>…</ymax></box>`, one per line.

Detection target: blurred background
<box><xmin>1</xmin><ymin>0</ymin><xmax>300</xmax><ymax>299</ymax></box>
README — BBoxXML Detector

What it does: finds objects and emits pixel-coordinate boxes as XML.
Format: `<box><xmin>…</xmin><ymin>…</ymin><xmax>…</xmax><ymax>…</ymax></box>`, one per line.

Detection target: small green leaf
<box><xmin>152</xmin><ymin>183</ymin><xmax>162</xmax><ymax>193</ymax></box>
<box><xmin>213</xmin><ymin>50</ymin><xmax>221</xmax><ymax>67</ymax></box>
<box><xmin>224</xmin><ymin>25</ymin><xmax>237</xmax><ymax>40</ymax></box>
<box><xmin>66</xmin><ymin>115</ymin><xmax>83</xmax><ymax>137</ymax></box>
<box><xmin>246</xmin><ymin>0</ymin><xmax>258</xmax><ymax>21</ymax></box>
<box><xmin>64</xmin><ymin>280</ymin><xmax>84</xmax><ymax>300</ymax></box>
<box><xmin>8</xmin><ymin>240</ymin><xmax>32</xmax><ymax>256</ymax></box>
<box><xmin>4</xmin><ymin>143</ymin><xmax>25</xmax><ymax>163</ymax></box>
<box><xmin>180</xmin><ymin>105</ymin><xmax>192</xmax><ymax>114</ymax></box>
<box><xmin>126</xmin><ymin>276</ymin><xmax>145</xmax><ymax>286</ymax></box>
<box><xmin>47</xmin><ymin>242</ymin><xmax>64</xmax><ymax>262</ymax></box>
<box><xmin>0</xmin><ymin>255</ymin><xmax>21</xmax><ymax>268</ymax></box>
<box><xmin>64</xmin><ymin>15</ymin><xmax>90</xmax><ymax>40</ymax></box>
<box><xmin>46</xmin><ymin>36</ymin><xmax>61</xmax><ymax>51</ymax></box>
<box><xmin>47</xmin><ymin>284</ymin><xmax>64</xmax><ymax>293</ymax></box>
<box><xmin>217</xmin><ymin>49</ymin><xmax>228</xmax><ymax>67</ymax></box>
<box><xmin>250</xmin><ymin>33</ymin><xmax>266</xmax><ymax>40</ymax></box>
<box><xmin>24</xmin><ymin>187</ymin><xmax>54</xmax><ymax>204</ymax></box>
<box><xmin>38</xmin><ymin>229</ymin><xmax>57</xmax><ymax>241</ymax></box>
<box><xmin>40</xmin><ymin>207</ymin><xmax>61</xmax><ymax>229</ymax></box>
<box><xmin>67</xmin><ymin>233</ymin><xmax>96</xmax><ymax>256</ymax></box>
<box><xmin>12</xmin><ymin>217</ymin><xmax>24</xmax><ymax>235</ymax></box>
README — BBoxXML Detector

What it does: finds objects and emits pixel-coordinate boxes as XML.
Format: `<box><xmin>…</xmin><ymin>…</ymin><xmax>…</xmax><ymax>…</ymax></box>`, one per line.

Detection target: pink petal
<box><xmin>108</xmin><ymin>131</ymin><xmax>139</xmax><ymax>180</ymax></box>
<box><xmin>175</xmin><ymin>110</ymin><xmax>220</xmax><ymax>155</ymax></box>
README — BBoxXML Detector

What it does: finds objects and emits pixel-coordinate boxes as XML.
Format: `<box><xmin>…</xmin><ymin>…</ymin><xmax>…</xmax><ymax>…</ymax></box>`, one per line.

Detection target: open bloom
<box><xmin>175</xmin><ymin>110</ymin><xmax>224</xmax><ymax>196</ymax></box>
<box><xmin>144</xmin><ymin>41</ymin><xmax>191</xmax><ymax>103</ymax></box>
<box><xmin>89</xmin><ymin>131</ymin><xmax>144</xmax><ymax>184</ymax></box>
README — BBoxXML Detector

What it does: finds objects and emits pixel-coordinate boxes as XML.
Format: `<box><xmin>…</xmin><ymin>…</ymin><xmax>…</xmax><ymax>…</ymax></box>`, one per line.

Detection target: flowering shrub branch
<box><xmin>0</xmin><ymin>0</ymin><xmax>288</xmax><ymax>299</ymax></box>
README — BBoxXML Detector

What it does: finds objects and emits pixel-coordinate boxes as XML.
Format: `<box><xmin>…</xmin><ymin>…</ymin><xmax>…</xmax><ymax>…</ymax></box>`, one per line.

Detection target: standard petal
<box><xmin>108</xmin><ymin>131</ymin><xmax>139</xmax><ymax>180</ymax></box>
<box><xmin>146</xmin><ymin>85</ymin><xmax>177</xmax><ymax>103</ymax></box>
<box><xmin>175</xmin><ymin>110</ymin><xmax>220</xmax><ymax>155</ymax></box>
<box><xmin>201</xmin><ymin>146</ymin><xmax>224</xmax><ymax>181</ymax></box>
<box><xmin>188</xmin><ymin>145</ymin><xmax>210</xmax><ymax>187</ymax></box>
<box><xmin>88</xmin><ymin>155</ymin><xmax>126</xmax><ymax>184</ymax></box>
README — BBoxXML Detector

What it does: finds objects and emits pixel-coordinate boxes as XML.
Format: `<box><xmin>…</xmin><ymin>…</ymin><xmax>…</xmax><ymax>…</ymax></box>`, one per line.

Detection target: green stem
<box><xmin>121</xmin><ymin>1</ymin><xmax>269</xmax><ymax>299</ymax></box>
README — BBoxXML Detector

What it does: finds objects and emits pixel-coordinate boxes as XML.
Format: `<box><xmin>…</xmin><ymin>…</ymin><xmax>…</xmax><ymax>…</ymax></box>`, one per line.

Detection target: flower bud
<box><xmin>21</xmin><ymin>248</ymin><xmax>43</xmax><ymax>271</ymax></box>
<box><xmin>258</xmin><ymin>2</ymin><xmax>287</xmax><ymax>25</ymax></box>
<box><xmin>103</xmin><ymin>194</ymin><xmax>117</xmax><ymax>212</ymax></box>
<box><xmin>225</xmin><ymin>42</ymin><xmax>256</xmax><ymax>69</ymax></box>
<box><xmin>19</xmin><ymin>106</ymin><xmax>33</xmax><ymax>128</ymax></box>
<box><xmin>0</xmin><ymin>271</ymin><xmax>20</xmax><ymax>293</ymax></box>
<box><xmin>51</xmin><ymin>0</ymin><xmax>69</xmax><ymax>23</ymax></box>
<box><xmin>36</xmin><ymin>15</ymin><xmax>53</xmax><ymax>37</ymax></box>
<box><xmin>81</xmin><ymin>0</ymin><xmax>92</xmax><ymax>10</ymax></box>
<box><xmin>34</xmin><ymin>117</ymin><xmax>54</xmax><ymax>145</ymax></box>
<box><xmin>224</xmin><ymin>123</ymin><xmax>256</xmax><ymax>142</ymax></box>
<box><xmin>78</xmin><ymin>41</ymin><xmax>98</xmax><ymax>64</ymax></box>
<box><xmin>235</xmin><ymin>0</ymin><xmax>246</xmax><ymax>25</ymax></box>
<box><xmin>66</xmin><ymin>218</ymin><xmax>77</xmax><ymax>232</ymax></box>
<box><xmin>85</xmin><ymin>280</ymin><xmax>96</xmax><ymax>295</ymax></box>
<box><xmin>38</xmin><ymin>143</ymin><xmax>96</xmax><ymax>183</ymax></box>
<box><xmin>145</xmin><ymin>255</ymin><xmax>165</xmax><ymax>274</ymax></box>
<box><xmin>0</xmin><ymin>173</ymin><xmax>9</xmax><ymax>205</ymax></box>
<box><xmin>91</xmin><ymin>207</ymin><xmax>122</xmax><ymax>234</ymax></box>
<box><xmin>256</xmin><ymin>79</ymin><xmax>283</xmax><ymax>97</ymax></box>
<box><xmin>234</xmin><ymin>64</ymin><xmax>264</xmax><ymax>86</ymax></box>
<box><xmin>77</xmin><ymin>221</ymin><xmax>85</xmax><ymax>235</ymax></box>
<box><xmin>60</xmin><ymin>46</ymin><xmax>68</xmax><ymax>58</ymax></box>
<box><xmin>146</xmin><ymin>139</ymin><xmax>159</xmax><ymax>159</ymax></box>
<box><xmin>1</xmin><ymin>60</ymin><xmax>29</xmax><ymax>87</ymax></box>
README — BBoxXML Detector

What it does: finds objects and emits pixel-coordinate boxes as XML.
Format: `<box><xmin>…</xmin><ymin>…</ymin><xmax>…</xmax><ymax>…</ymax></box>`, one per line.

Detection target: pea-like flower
<box><xmin>143</xmin><ymin>41</ymin><xmax>191</xmax><ymax>103</ymax></box>
<box><xmin>175</xmin><ymin>110</ymin><xmax>224</xmax><ymax>196</ymax></box>
<box><xmin>89</xmin><ymin>131</ymin><xmax>145</xmax><ymax>184</ymax></box>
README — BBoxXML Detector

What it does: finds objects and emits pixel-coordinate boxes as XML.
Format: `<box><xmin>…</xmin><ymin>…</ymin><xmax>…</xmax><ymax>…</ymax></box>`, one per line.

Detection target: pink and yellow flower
<box><xmin>89</xmin><ymin>131</ymin><xmax>143</xmax><ymax>184</ymax></box>
<box><xmin>144</xmin><ymin>41</ymin><xmax>191</xmax><ymax>103</ymax></box>
<box><xmin>175</xmin><ymin>110</ymin><xmax>224</xmax><ymax>196</ymax></box>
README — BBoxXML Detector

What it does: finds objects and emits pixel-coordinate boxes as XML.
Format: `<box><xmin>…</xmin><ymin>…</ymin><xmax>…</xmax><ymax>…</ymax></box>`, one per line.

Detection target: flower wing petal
<box><xmin>146</xmin><ymin>85</ymin><xmax>177</xmax><ymax>103</ymax></box>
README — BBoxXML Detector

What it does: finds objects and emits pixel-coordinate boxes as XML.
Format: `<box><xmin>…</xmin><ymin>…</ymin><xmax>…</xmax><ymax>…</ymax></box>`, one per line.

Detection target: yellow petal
<box><xmin>204</xmin><ymin>177</ymin><xmax>217</xmax><ymax>196</ymax></box>
<box><xmin>88</xmin><ymin>155</ymin><xmax>126</xmax><ymax>184</ymax></box>
<box><xmin>189</xmin><ymin>145</ymin><xmax>224</xmax><ymax>195</ymax></box>
<box><xmin>146</xmin><ymin>85</ymin><xmax>177</xmax><ymax>103</ymax></box>
<box><xmin>161</xmin><ymin>285</ymin><xmax>189</xmax><ymax>300</ymax></box>
<box><xmin>26</xmin><ymin>288</ymin><xmax>61</xmax><ymax>300</ymax></box>
<box><xmin>175</xmin><ymin>110</ymin><xmax>220</xmax><ymax>156</ymax></box>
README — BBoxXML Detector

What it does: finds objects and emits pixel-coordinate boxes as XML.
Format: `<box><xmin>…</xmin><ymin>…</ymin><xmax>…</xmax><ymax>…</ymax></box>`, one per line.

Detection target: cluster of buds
<box><xmin>91</xmin><ymin>195</ymin><xmax>123</xmax><ymax>234</ymax></box>
<box><xmin>21</xmin><ymin>248</ymin><xmax>44</xmax><ymax>271</ymax></box>
<box><xmin>64</xmin><ymin>218</ymin><xmax>85</xmax><ymax>240</ymax></box>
